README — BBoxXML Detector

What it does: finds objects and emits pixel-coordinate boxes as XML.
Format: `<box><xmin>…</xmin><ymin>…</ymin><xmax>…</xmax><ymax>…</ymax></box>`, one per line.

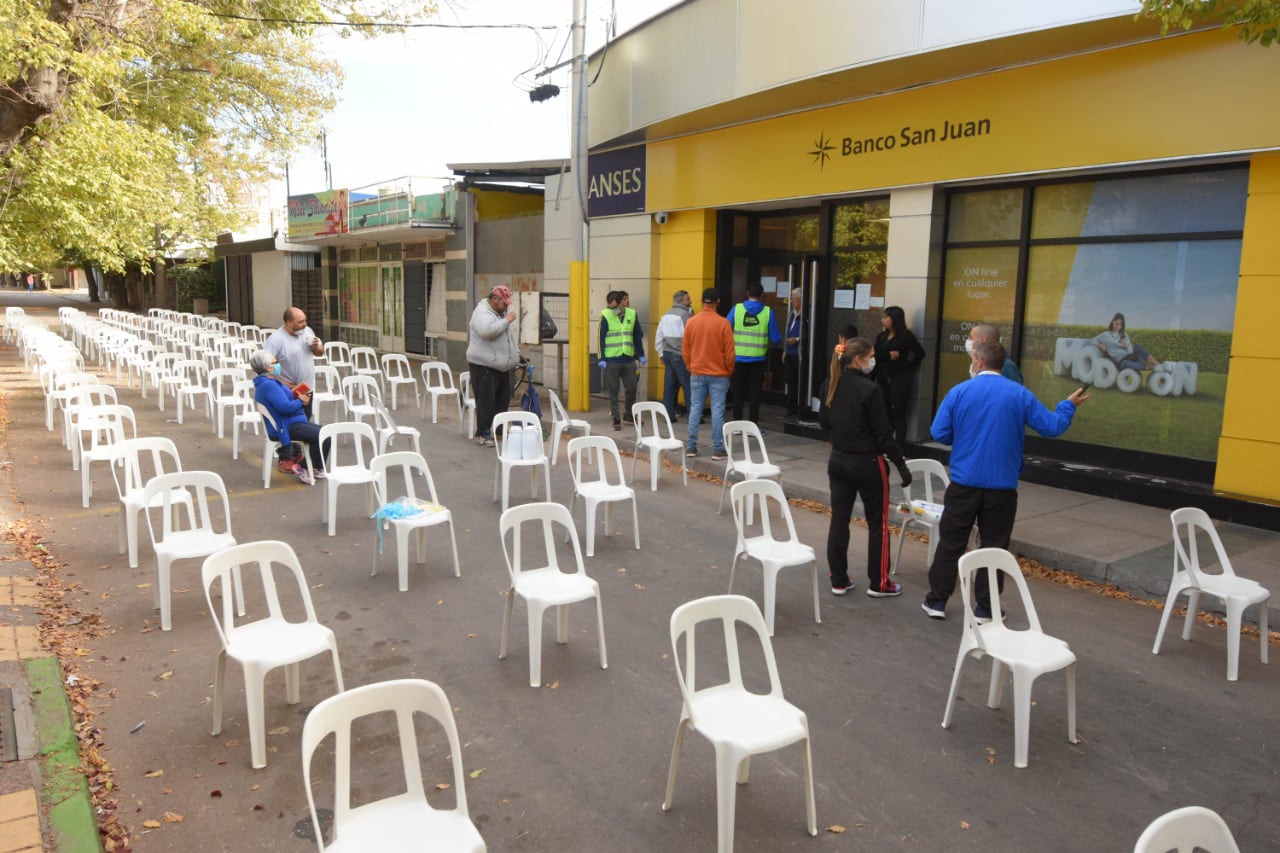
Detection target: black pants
<box><xmin>277</xmin><ymin>421</ymin><xmax>328</xmax><ymax>472</ymax></box>
<box><xmin>783</xmin><ymin>354</ymin><xmax>800</xmax><ymax>415</ymax></box>
<box><xmin>925</xmin><ymin>483</ymin><xmax>1017</xmax><ymax>610</ymax></box>
<box><xmin>469</xmin><ymin>363</ymin><xmax>511</xmax><ymax>438</ymax></box>
<box><xmin>730</xmin><ymin>360</ymin><xmax>767</xmax><ymax>423</ymax></box>
<box><xmin>826</xmin><ymin>452</ymin><xmax>892</xmax><ymax>591</ymax></box>
<box><xmin>879</xmin><ymin>374</ymin><xmax>914</xmax><ymax>446</ymax></box>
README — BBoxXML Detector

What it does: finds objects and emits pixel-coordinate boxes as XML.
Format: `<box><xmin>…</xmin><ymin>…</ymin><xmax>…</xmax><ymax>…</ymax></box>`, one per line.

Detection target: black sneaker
<box><xmin>973</xmin><ymin>604</ymin><xmax>993</xmax><ymax>625</ymax></box>
<box><xmin>921</xmin><ymin>600</ymin><xmax>946</xmax><ymax>619</ymax></box>
<box><xmin>866</xmin><ymin>581</ymin><xmax>903</xmax><ymax>598</ymax></box>
<box><xmin>710</xmin><ymin>451</ymin><xmax>728</xmax><ymax>462</ymax></box>
<box><xmin>685</xmin><ymin>447</ymin><xmax>698</xmax><ymax>457</ymax></box>
<box><xmin>612</xmin><ymin>420</ymin><xmax>622</xmax><ymax>431</ymax></box>
<box><xmin>831</xmin><ymin>580</ymin><xmax>855</xmax><ymax>596</ymax></box>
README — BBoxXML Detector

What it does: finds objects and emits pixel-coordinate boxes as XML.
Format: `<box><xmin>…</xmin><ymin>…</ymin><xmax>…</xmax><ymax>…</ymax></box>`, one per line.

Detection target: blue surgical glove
<box><xmin>598</xmin><ymin>360</ymin><xmax>607</xmax><ymax>370</ymax></box>
<box><xmin>639</xmin><ymin>356</ymin><xmax>647</xmax><ymax>367</ymax></box>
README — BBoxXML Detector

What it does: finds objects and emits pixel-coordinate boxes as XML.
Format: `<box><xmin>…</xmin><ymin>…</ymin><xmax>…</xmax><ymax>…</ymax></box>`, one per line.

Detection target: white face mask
<box><xmin>964</xmin><ymin>338</ymin><xmax>975</xmax><ymax>356</ymax></box>
<box><xmin>860</xmin><ymin>357</ymin><xmax>876</xmax><ymax>374</ymax></box>
<box><xmin>968</xmin><ymin>360</ymin><xmax>979</xmax><ymax>378</ymax></box>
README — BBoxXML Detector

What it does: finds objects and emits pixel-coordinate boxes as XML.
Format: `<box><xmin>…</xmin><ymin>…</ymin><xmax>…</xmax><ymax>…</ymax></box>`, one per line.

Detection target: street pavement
<box><xmin>0</xmin><ymin>294</ymin><xmax>1276</xmax><ymax>851</ymax></box>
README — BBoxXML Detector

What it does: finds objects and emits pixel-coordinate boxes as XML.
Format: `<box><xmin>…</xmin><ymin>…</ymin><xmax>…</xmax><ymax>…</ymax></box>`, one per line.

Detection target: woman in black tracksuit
<box><xmin>820</xmin><ymin>337</ymin><xmax>912</xmax><ymax>598</ymax></box>
<box><xmin>872</xmin><ymin>305</ymin><xmax>926</xmax><ymax>447</ymax></box>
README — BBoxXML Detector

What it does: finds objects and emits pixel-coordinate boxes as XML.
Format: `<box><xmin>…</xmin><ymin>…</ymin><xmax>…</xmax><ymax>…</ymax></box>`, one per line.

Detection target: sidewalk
<box><xmin>566</xmin><ymin>394</ymin><xmax>1280</xmax><ymax>628</ymax></box>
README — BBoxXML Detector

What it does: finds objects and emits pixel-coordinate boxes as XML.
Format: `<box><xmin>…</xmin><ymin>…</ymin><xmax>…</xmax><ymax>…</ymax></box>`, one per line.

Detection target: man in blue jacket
<box><xmin>730</xmin><ymin>281</ymin><xmax>782</xmax><ymax>425</ymax></box>
<box><xmin>921</xmin><ymin>340</ymin><xmax>1089</xmax><ymax>621</ymax></box>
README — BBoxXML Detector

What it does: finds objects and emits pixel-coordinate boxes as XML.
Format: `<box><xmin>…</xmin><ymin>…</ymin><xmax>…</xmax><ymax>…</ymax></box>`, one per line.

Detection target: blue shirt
<box><xmin>931</xmin><ymin>372</ymin><xmax>1076</xmax><ymax>490</ymax></box>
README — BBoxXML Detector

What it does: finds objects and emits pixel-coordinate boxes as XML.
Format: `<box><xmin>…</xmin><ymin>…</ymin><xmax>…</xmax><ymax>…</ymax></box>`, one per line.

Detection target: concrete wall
<box><xmin>249</xmin><ymin>251</ymin><xmax>293</xmax><ymax>330</ymax></box>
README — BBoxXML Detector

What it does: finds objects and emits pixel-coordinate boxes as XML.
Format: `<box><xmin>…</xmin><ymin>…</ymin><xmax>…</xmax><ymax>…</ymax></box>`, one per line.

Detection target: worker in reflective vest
<box><xmin>730</xmin><ymin>280</ymin><xmax>782</xmax><ymax>425</ymax></box>
<box><xmin>598</xmin><ymin>290</ymin><xmax>646</xmax><ymax>430</ymax></box>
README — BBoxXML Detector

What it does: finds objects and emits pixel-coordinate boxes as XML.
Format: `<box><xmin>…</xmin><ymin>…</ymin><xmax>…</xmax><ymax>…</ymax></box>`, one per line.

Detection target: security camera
<box><xmin>653</xmin><ymin>211</ymin><xmax>668</xmax><ymax>225</ymax></box>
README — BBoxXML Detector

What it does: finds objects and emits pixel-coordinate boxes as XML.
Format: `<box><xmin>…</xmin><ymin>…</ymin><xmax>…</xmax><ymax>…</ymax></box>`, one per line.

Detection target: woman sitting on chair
<box><xmin>1093</xmin><ymin>312</ymin><xmax>1168</xmax><ymax>373</ymax></box>
<box><xmin>250</xmin><ymin>349</ymin><xmax>325</xmax><ymax>484</ymax></box>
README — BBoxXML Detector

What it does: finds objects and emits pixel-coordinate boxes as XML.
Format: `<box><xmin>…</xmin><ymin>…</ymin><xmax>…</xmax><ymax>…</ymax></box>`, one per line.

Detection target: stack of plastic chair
<box><xmin>203</xmin><ymin>541</ymin><xmax>344</xmax><ymax>769</ymax></box>
<box><xmin>728</xmin><ymin>479</ymin><xmax>820</xmax><ymax>637</ymax></box>
<box><xmin>661</xmin><ymin>594</ymin><xmax>817</xmax><ymax>852</ymax></box>
<box><xmin>941</xmin><ymin>548</ymin><xmax>1078</xmax><ymax>769</ymax></box>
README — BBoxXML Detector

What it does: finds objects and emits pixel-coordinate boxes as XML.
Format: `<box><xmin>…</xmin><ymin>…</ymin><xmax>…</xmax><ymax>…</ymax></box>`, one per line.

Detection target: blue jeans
<box><xmin>687</xmin><ymin>374</ymin><xmax>729</xmax><ymax>453</ymax></box>
<box><xmin>661</xmin><ymin>352</ymin><xmax>691</xmax><ymax>418</ymax></box>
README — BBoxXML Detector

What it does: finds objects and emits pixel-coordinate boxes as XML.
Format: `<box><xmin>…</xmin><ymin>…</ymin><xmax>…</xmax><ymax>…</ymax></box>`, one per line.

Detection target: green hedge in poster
<box><xmin>1021</xmin><ymin>324</ymin><xmax>1231</xmax><ymax>373</ymax></box>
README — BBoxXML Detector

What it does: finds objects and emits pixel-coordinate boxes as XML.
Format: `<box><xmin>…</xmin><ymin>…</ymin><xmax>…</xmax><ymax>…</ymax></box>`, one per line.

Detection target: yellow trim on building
<box><xmin>473</xmin><ymin>188</ymin><xmax>544</xmax><ymax>221</ymax></box>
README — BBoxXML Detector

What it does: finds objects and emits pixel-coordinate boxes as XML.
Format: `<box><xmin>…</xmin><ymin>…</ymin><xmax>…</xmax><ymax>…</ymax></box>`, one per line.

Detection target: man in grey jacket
<box><xmin>654</xmin><ymin>290</ymin><xmax>692</xmax><ymax>421</ymax></box>
<box><xmin>467</xmin><ymin>285</ymin><xmax>521</xmax><ymax>446</ymax></box>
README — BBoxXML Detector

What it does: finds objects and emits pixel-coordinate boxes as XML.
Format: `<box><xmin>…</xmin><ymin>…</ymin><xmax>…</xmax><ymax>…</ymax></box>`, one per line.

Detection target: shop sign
<box><xmin>288</xmin><ymin>189</ymin><xmax>349</xmax><ymax>238</ymax></box>
<box><xmin>587</xmin><ymin>145</ymin><xmax>646</xmax><ymax>218</ymax></box>
<box><xmin>809</xmin><ymin>118</ymin><xmax>992</xmax><ymax>170</ymax></box>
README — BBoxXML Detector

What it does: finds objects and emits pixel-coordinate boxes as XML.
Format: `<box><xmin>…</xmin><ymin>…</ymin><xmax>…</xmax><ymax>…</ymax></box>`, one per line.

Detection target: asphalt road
<box><xmin>3</xmin><ymin>308</ymin><xmax>1276</xmax><ymax>852</ymax></box>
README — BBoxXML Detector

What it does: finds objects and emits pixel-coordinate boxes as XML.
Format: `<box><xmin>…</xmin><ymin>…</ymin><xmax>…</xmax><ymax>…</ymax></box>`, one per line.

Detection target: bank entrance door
<box><xmin>753</xmin><ymin>254</ymin><xmax>822</xmax><ymax>420</ymax></box>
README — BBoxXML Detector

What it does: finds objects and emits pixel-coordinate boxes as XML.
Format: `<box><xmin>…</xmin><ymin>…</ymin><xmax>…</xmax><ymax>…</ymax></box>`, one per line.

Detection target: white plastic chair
<box><xmin>547</xmin><ymin>389</ymin><xmax>589</xmax><ymax>465</ymax></box>
<box><xmin>340</xmin><ymin>374</ymin><xmax>381</xmax><ymax>432</ymax></box>
<box><xmin>941</xmin><ymin>548</ymin><xmax>1077</xmax><ymax>769</ymax></box>
<box><xmin>203</xmin><ymin>540</ymin><xmax>344</xmax><ymax>770</ymax></box>
<box><xmin>228</xmin><ymin>381</ymin><xmax>261</xmax><ymax>460</ymax></box>
<box><xmin>661</xmin><ymin>594</ymin><xmax>817</xmax><ymax>853</ymax></box>
<box><xmin>257</xmin><ymin>404</ymin><xmax>315</xmax><ymax>489</ymax></box>
<box><xmin>173</xmin><ymin>359</ymin><xmax>213</xmax><ymax>425</ymax></box>
<box><xmin>370</xmin><ymin>452</ymin><xmax>460</xmax><ymax>591</ymax></box>
<box><xmin>311</xmin><ymin>365</ymin><xmax>346</xmax><ymax>424</ymax></box>
<box><xmin>728</xmin><ymin>479</ymin><xmax>820</xmax><ymax>637</ymax></box>
<box><xmin>109</xmin><ymin>436</ymin><xmax>190</xmax><ymax>569</ymax></box>
<box><xmin>372</xmin><ymin>396</ymin><xmax>422</xmax><ymax>455</ymax></box>
<box><xmin>630</xmin><ymin>401</ymin><xmax>687</xmax><ymax>490</ymax></box>
<box><xmin>208</xmin><ymin>367</ymin><xmax>244</xmax><ymax>437</ymax></box>
<box><xmin>565</xmin><ymin>436</ymin><xmax>639</xmax><ymax>558</ymax></box>
<box><xmin>458</xmin><ymin>371</ymin><xmax>477</xmax><ymax>438</ymax></box>
<box><xmin>74</xmin><ymin>404</ymin><xmax>136</xmax><ymax>508</ymax></box>
<box><xmin>1154</xmin><ymin>507</ymin><xmax>1270</xmax><ymax>682</ymax></box>
<box><xmin>381</xmin><ymin>353</ymin><xmax>420</xmax><ymax>410</ymax></box>
<box><xmin>318</xmin><ymin>421</ymin><xmax>377</xmax><ymax>537</ymax></box>
<box><xmin>498</xmin><ymin>502</ymin><xmax>607</xmax><ymax>688</ymax></box>
<box><xmin>420</xmin><ymin>361</ymin><xmax>462</xmax><ymax>424</ymax></box>
<box><xmin>1133</xmin><ymin>805</ymin><xmax>1240</xmax><ymax>853</ymax></box>
<box><xmin>301</xmin><ymin>679</ymin><xmax>486</xmax><ymax>853</ymax></box>
<box><xmin>61</xmin><ymin>383</ymin><xmax>117</xmax><ymax>461</ymax></box>
<box><xmin>718</xmin><ymin>420</ymin><xmax>782</xmax><ymax>519</ymax></box>
<box><xmin>142</xmin><ymin>470</ymin><xmax>238</xmax><ymax>631</ymax></box>
<box><xmin>891</xmin><ymin>458</ymin><xmax>949</xmax><ymax>575</ymax></box>
<box><xmin>490</xmin><ymin>411</ymin><xmax>551</xmax><ymax>512</ymax></box>
<box><xmin>322</xmin><ymin>340</ymin><xmax>353</xmax><ymax>377</ymax></box>
<box><xmin>349</xmin><ymin>346</ymin><xmax>383</xmax><ymax>394</ymax></box>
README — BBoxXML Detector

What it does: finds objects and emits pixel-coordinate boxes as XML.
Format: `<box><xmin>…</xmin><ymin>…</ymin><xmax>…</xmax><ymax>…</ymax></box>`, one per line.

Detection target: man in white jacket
<box><xmin>466</xmin><ymin>286</ymin><xmax>521</xmax><ymax>446</ymax></box>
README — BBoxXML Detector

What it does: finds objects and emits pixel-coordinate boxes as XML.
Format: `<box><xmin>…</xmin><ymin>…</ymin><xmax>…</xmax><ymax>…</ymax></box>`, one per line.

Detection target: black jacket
<box><xmin>819</xmin><ymin>369</ymin><xmax>905</xmax><ymax>464</ymax></box>
<box><xmin>872</xmin><ymin>329</ymin><xmax>926</xmax><ymax>383</ymax></box>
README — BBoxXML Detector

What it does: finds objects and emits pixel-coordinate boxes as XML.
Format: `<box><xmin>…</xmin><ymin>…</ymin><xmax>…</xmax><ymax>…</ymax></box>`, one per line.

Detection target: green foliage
<box><xmin>173</xmin><ymin>264</ymin><xmax>222</xmax><ymax>313</ymax></box>
<box><xmin>0</xmin><ymin>0</ymin><xmax>437</xmax><ymax>275</ymax></box>
<box><xmin>1021</xmin><ymin>324</ymin><xmax>1233</xmax><ymax>373</ymax></box>
<box><xmin>1139</xmin><ymin>1</ymin><xmax>1280</xmax><ymax>46</ymax></box>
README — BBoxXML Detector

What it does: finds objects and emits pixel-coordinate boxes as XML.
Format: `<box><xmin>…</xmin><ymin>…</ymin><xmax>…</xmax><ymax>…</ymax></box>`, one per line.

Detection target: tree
<box><xmin>1139</xmin><ymin>1</ymin><xmax>1280</xmax><ymax>46</ymax></box>
<box><xmin>0</xmin><ymin>1</ymin><xmax>435</xmax><ymax>304</ymax></box>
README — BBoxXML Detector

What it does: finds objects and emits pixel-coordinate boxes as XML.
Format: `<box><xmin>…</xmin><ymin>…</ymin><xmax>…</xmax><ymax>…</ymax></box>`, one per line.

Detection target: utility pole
<box><xmin>567</xmin><ymin>0</ymin><xmax>590</xmax><ymax>411</ymax></box>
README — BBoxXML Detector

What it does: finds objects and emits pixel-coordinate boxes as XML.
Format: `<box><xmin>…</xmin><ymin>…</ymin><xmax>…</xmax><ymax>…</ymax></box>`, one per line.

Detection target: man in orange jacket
<box><xmin>682</xmin><ymin>288</ymin><xmax>735</xmax><ymax>460</ymax></box>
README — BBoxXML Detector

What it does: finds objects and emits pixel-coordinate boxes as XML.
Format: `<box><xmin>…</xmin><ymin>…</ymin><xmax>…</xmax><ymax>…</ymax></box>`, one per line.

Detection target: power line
<box><xmin>209</xmin><ymin>12</ymin><xmax>558</xmax><ymax>32</ymax></box>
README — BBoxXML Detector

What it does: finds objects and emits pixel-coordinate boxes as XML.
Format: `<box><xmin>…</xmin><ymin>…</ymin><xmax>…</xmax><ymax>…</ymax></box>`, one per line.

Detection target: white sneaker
<box><xmin>313</xmin><ymin>469</ymin><xmax>327</xmax><ymax>480</ymax></box>
<box><xmin>296</xmin><ymin>467</ymin><xmax>314</xmax><ymax>485</ymax></box>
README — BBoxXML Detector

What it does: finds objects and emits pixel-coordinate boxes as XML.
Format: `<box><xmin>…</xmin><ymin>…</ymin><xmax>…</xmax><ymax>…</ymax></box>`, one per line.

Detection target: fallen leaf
<box><xmin>467</xmin><ymin>633</ymin><xmax>476</xmax><ymax>638</ymax></box>
<box><xmin>210</xmin><ymin>790</ymin><xmax>222</xmax><ymax>797</ymax></box>
<box><xmin>142</xmin><ymin>820</ymin><xmax>160</xmax><ymax>829</ymax></box>
<box><xmin>547</xmin><ymin>680</ymin><xmax>559</xmax><ymax>690</ymax></box>
<box><xmin>253</xmin><ymin>804</ymin><xmax>264</xmax><ymax>810</ymax></box>
<box><xmin>827</xmin><ymin>825</ymin><xmax>846</xmax><ymax>834</ymax></box>
<box><xmin>961</xmin><ymin>821</ymin><xmax>971</xmax><ymax>830</ymax></box>
<box><xmin>163</xmin><ymin>812</ymin><xmax>184</xmax><ymax>823</ymax></box>
<box><xmin>633</xmin><ymin>583</ymin><xmax>646</xmax><ymax>590</ymax></box>
<box><xmin>144</xmin><ymin>769</ymin><xmax>164</xmax><ymax>778</ymax></box>
<box><xmin>469</xmin><ymin>768</ymin><xmax>485</xmax><ymax>779</ymax></box>
<box><xmin>156</xmin><ymin>671</ymin><xmax>173</xmax><ymax>681</ymax></box>
<box><xmin>435</xmin><ymin>783</ymin><xmax>451</xmax><ymax>790</ymax></box>
<box><xmin>250</xmin><ymin>784</ymin><xmax>261</xmax><ymax>791</ymax></box>
<box><xmin>136</xmin><ymin>583</ymin><xmax>152</xmax><ymax>589</ymax></box>
<box><xmin>268</xmin><ymin>726</ymin><xmax>289</xmax><ymax>736</ymax></box>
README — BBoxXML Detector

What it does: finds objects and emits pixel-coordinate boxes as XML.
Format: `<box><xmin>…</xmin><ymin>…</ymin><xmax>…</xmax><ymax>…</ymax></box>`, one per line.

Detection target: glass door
<box><xmin>379</xmin><ymin>264</ymin><xmax>404</xmax><ymax>352</ymax></box>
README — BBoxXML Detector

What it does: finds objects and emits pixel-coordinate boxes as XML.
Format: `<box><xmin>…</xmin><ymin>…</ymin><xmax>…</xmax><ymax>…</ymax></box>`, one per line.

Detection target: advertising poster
<box><xmin>288</xmin><ymin>189</ymin><xmax>349</xmax><ymax>238</ymax></box>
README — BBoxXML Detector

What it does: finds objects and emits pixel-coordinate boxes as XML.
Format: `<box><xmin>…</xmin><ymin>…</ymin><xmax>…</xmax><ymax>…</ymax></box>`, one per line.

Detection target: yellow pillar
<box><xmin>651</xmin><ymin>210</ymin><xmax>718</xmax><ymax>394</ymax></box>
<box><xmin>568</xmin><ymin>260</ymin><xmax>591</xmax><ymax>410</ymax></box>
<box><xmin>1215</xmin><ymin>152</ymin><xmax>1280</xmax><ymax>504</ymax></box>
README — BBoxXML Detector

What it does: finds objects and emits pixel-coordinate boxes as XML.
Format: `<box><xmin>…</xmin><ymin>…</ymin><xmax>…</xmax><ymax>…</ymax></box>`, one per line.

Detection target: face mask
<box><xmin>968</xmin><ymin>361</ymin><xmax>979</xmax><ymax>378</ymax></box>
<box><xmin>271</xmin><ymin>363</ymin><xmax>282</xmax><ymax>376</ymax></box>
<box><xmin>860</xmin><ymin>357</ymin><xmax>876</xmax><ymax>374</ymax></box>
<box><xmin>964</xmin><ymin>338</ymin><xmax>975</xmax><ymax>356</ymax></box>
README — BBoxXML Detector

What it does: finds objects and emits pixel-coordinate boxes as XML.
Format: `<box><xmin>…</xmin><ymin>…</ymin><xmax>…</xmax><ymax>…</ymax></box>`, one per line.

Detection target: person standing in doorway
<box><xmin>872</xmin><ymin>305</ymin><xmax>925</xmax><ymax>446</ymax></box>
<box><xmin>967</xmin><ymin>323</ymin><xmax>1023</xmax><ymax>384</ymax></box>
<box><xmin>654</xmin><ymin>290</ymin><xmax>693</xmax><ymax>421</ymax></box>
<box><xmin>921</xmin><ymin>341</ymin><xmax>1089</xmax><ymax>621</ymax></box>
<box><xmin>264</xmin><ymin>307</ymin><xmax>323</xmax><ymax>420</ymax></box>
<box><xmin>467</xmin><ymin>285</ymin><xmax>521</xmax><ymax>447</ymax></box>
<box><xmin>820</xmin><ymin>337</ymin><xmax>912</xmax><ymax>597</ymax></box>
<box><xmin>730</xmin><ymin>281</ymin><xmax>782</xmax><ymax>426</ymax></box>
<box><xmin>598</xmin><ymin>289</ymin><xmax>646</xmax><ymax>431</ymax></box>
<box><xmin>683</xmin><ymin>288</ymin><xmax>735</xmax><ymax>460</ymax></box>
<box><xmin>783</xmin><ymin>287</ymin><xmax>805</xmax><ymax>417</ymax></box>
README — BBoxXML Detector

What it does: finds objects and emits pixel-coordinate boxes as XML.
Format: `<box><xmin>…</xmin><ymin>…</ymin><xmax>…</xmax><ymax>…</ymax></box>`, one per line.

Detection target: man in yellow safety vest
<box><xmin>598</xmin><ymin>290</ymin><xmax>646</xmax><ymax>431</ymax></box>
<box><xmin>730</xmin><ymin>281</ymin><xmax>782</xmax><ymax>426</ymax></box>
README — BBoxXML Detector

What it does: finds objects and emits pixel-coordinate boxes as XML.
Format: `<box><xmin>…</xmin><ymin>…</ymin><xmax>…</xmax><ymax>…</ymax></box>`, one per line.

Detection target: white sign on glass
<box><xmin>855</xmin><ymin>283</ymin><xmax>872</xmax><ymax>310</ymax></box>
<box><xmin>833</xmin><ymin>290</ymin><xmax>855</xmax><ymax>309</ymax></box>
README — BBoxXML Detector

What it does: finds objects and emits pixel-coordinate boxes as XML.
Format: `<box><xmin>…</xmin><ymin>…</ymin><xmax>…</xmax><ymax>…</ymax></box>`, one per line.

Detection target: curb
<box><xmin>26</xmin><ymin>656</ymin><xmax>100</xmax><ymax>853</ymax></box>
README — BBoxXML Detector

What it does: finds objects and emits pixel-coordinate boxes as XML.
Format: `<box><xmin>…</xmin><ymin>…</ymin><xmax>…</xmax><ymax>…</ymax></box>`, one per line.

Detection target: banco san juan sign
<box><xmin>808</xmin><ymin>116</ymin><xmax>992</xmax><ymax>170</ymax></box>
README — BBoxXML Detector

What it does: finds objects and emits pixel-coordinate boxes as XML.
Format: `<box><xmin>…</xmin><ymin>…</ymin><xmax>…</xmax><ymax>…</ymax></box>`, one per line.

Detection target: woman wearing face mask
<box><xmin>819</xmin><ymin>337</ymin><xmax>913</xmax><ymax>598</ymax></box>
<box><xmin>872</xmin><ymin>305</ymin><xmax>926</xmax><ymax>446</ymax></box>
<box><xmin>250</xmin><ymin>349</ymin><xmax>325</xmax><ymax>484</ymax></box>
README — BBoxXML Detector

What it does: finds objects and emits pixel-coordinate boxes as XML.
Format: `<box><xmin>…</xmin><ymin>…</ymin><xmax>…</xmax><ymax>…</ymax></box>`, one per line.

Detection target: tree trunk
<box><xmin>86</xmin><ymin>266</ymin><xmax>99</xmax><ymax>303</ymax></box>
<box><xmin>124</xmin><ymin>265</ymin><xmax>140</xmax><ymax>309</ymax></box>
